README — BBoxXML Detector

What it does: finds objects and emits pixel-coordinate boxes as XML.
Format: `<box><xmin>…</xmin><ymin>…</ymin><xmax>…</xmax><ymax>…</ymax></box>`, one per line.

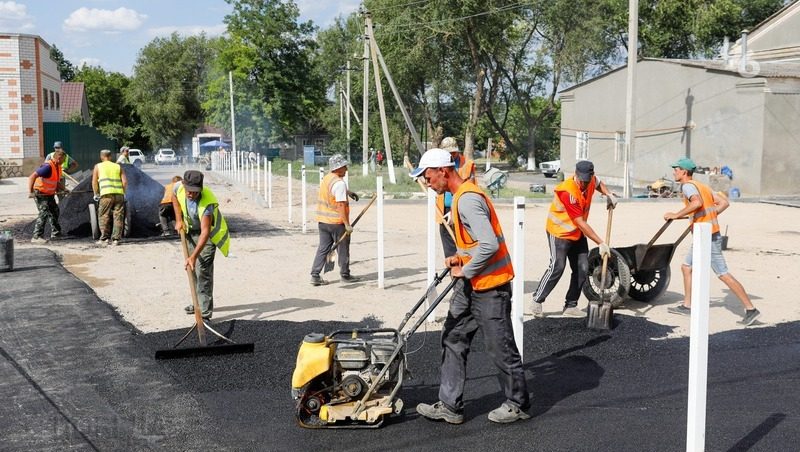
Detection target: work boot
<box><xmin>310</xmin><ymin>275</ymin><xmax>328</xmax><ymax>286</ymax></box>
<box><xmin>531</xmin><ymin>302</ymin><xmax>545</xmax><ymax>318</ymax></box>
<box><xmin>340</xmin><ymin>274</ymin><xmax>360</xmax><ymax>283</ymax></box>
<box><xmin>416</xmin><ymin>401</ymin><xmax>464</xmax><ymax>424</ymax></box>
<box><xmin>488</xmin><ymin>402</ymin><xmax>530</xmax><ymax>424</ymax></box>
<box><xmin>562</xmin><ymin>307</ymin><xmax>586</xmax><ymax>318</ymax></box>
<box><xmin>30</xmin><ymin>237</ymin><xmax>48</xmax><ymax>244</ymax></box>
<box><xmin>96</xmin><ymin>239</ymin><xmax>108</xmax><ymax>247</ymax></box>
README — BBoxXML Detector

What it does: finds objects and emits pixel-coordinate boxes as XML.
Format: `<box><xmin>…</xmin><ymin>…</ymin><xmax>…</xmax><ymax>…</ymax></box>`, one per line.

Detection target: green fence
<box><xmin>43</xmin><ymin>122</ymin><xmax>117</xmax><ymax>169</ymax></box>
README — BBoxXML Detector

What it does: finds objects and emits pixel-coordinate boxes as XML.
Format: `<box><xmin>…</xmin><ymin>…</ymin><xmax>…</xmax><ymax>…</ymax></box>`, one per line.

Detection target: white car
<box><xmin>155</xmin><ymin>149</ymin><xmax>177</xmax><ymax>165</ymax></box>
<box><xmin>539</xmin><ymin>159</ymin><xmax>561</xmax><ymax>178</ymax></box>
<box><xmin>128</xmin><ymin>149</ymin><xmax>145</xmax><ymax>168</ymax></box>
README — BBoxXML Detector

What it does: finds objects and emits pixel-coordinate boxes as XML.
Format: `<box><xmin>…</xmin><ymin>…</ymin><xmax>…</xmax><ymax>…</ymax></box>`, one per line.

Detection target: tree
<box><xmin>50</xmin><ymin>45</ymin><xmax>75</xmax><ymax>81</ymax></box>
<box><xmin>128</xmin><ymin>33</ymin><xmax>213</xmax><ymax>150</ymax></box>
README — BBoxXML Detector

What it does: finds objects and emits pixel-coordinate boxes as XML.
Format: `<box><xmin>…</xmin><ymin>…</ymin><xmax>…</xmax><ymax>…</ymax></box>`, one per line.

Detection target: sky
<box><xmin>0</xmin><ymin>0</ymin><xmax>361</xmax><ymax>75</ymax></box>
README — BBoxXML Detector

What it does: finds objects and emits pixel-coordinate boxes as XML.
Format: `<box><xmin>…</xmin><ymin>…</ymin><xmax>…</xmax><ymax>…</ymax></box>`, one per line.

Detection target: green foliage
<box><xmin>50</xmin><ymin>45</ymin><xmax>75</xmax><ymax>81</ymax></box>
<box><xmin>127</xmin><ymin>33</ymin><xmax>213</xmax><ymax>150</ymax></box>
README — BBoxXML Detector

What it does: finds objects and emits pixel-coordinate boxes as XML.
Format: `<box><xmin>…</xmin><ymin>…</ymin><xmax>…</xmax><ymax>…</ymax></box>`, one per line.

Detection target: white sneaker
<box><xmin>30</xmin><ymin>237</ymin><xmax>48</xmax><ymax>244</ymax></box>
<box><xmin>531</xmin><ymin>302</ymin><xmax>545</xmax><ymax>318</ymax></box>
<box><xmin>562</xmin><ymin>307</ymin><xmax>587</xmax><ymax>318</ymax></box>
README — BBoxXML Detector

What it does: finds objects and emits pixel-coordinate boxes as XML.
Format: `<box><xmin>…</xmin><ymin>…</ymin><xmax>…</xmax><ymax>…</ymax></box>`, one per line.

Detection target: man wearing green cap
<box><xmin>664</xmin><ymin>157</ymin><xmax>760</xmax><ymax>326</ymax></box>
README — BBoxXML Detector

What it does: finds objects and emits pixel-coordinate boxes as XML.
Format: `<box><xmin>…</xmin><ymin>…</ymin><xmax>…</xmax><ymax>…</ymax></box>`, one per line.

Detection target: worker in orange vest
<box><xmin>436</xmin><ymin>136</ymin><xmax>476</xmax><ymax>257</ymax></box>
<box><xmin>411</xmin><ymin>148</ymin><xmax>529</xmax><ymax>425</ymax></box>
<box><xmin>664</xmin><ymin>157</ymin><xmax>759</xmax><ymax>326</ymax></box>
<box><xmin>28</xmin><ymin>149</ymin><xmax>65</xmax><ymax>243</ymax></box>
<box><xmin>531</xmin><ymin>160</ymin><xmax>617</xmax><ymax>318</ymax></box>
<box><xmin>159</xmin><ymin>175</ymin><xmax>182</xmax><ymax>237</ymax></box>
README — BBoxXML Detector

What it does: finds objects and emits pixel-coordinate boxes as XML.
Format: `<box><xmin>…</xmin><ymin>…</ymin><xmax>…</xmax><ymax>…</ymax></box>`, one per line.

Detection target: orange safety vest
<box><xmin>435</xmin><ymin>157</ymin><xmax>476</xmax><ymax>222</ymax></box>
<box><xmin>160</xmin><ymin>182</ymin><xmax>175</xmax><ymax>205</ymax></box>
<box><xmin>681</xmin><ymin>180</ymin><xmax>720</xmax><ymax>235</ymax></box>
<box><xmin>452</xmin><ymin>181</ymin><xmax>514</xmax><ymax>291</ymax></box>
<box><xmin>545</xmin><ymin>176</ymin><xmax>596</xmax><ymax>241</ymax></box>
<box><xmin>33</xmin><ymin>160</ymin><xmax>62</xmax><ymax>195</ymax></box>
<box><xmin>316</xmin><ymin>172</ymin><xmax>349</xmax><ymax>224</ymax></box>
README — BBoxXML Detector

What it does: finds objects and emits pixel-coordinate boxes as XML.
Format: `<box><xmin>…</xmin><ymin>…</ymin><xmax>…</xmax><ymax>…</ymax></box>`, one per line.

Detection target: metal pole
<box><xmin>267</xmin><ymin>160</ymin><xmax>272</xmax><ymax>209</ymax></box>
<box><xmin>362</xmin><ymin>17</ymin><xmax>370</xmax><ymax>177</ymax></box>
<box><xmin>301</xmin><ymin>166</ymin><xmax>307</xmax><ymax>233</ymax></box>
<box><xmin>426</xmin><ymin>187</ymin><xmax>437</xmax><ymax>323</ymax></box>
<box><xmin>512</xmin><ymin>196</ymin><xmax>525</xmax><ymax>361</ymax></box>
<box><xmin>623</xmin><ymin>0</ymin><xmax>639</xmax><ymax>198</ymax></box>
<box><xmin>377</xmin><ymin>176</ymin><xmax>384</xmax><ymax>289</ymax></box>
<box><xmin>339</xmin><ymin>81</ymin><xmax>344</xmax><ymax>131</ymax></box>
<box><xmin>687</xmin><ymin>223</ymin><xmax>711</xmax><ymax>452</ymax></box>
<box><xmin>346</xmin><ymin>60</ymin><xmax>352</xmax><ymax>162</ymax></box>
<box><xmin>365</xmin><ymin>14</ymin><xmax>396</xmax><ymax>184</ymax></box>
<box><xmin>288</xmin><ymin>163</ymin><xmax>293</xmax><ymax>223</ymax></box>
<box><xmin>229</xmin><ymin>71</ymin><xmax>237</xmax><ymax>178</ymax></box>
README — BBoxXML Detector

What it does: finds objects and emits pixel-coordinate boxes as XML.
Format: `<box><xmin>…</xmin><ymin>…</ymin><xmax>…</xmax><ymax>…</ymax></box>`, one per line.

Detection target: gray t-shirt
<box><xmin>455</xmin><ymin>192</ymin><xmax>500</xmax><ymax>280</ymax></box>
<box><xmin>680</xmin><ymin>182</ymin><xmax>700</xmax><ymax>200</ymax></box>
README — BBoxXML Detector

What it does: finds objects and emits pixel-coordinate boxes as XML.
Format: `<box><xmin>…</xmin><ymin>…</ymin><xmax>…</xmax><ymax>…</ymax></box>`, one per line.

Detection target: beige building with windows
<box><xmin>0</xmin><ymin>33</ymin><xmax>62</xmax><ymax>174</ymax></box>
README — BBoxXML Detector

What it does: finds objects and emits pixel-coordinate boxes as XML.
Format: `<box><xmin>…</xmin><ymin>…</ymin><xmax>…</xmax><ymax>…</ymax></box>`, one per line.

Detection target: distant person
<box><xmin>159</xmin><ymin>175</ymin><xmax>182</xmax><ymax>237</ymax></box>
<box><xmin>309</xmin><ymin>154</ymin><xmax>360</xmax><ymax>285</ymax></box>
<box><xmin>411</xmin><ymin>148</ymin><xmax>530</xmax><ymax>424</ymax></box>
<box><xmin>664</xmin><ymin>157</ymin><xmax>760</xmax><ymax>326</ymax></box>
<box><xmin>436</xmin><ymin>137</ymin><xmax>476</xmax><ymax>258</ymax></box>
<box><xmin>376</xmin><ymin>149</ymin><xmax>384</xmax><ymax>169</ymax></box>
<box><xmin>92</xmin><ymin>150</ymin><xmax>127</xmax><ymax>246</ymax></box>
<box><xmin>116</xmin><ymin>146</ymin><xmax>131</xmax><ymax>164</ymax></box>
<box><xmin>173</xmin><ymin>170</ymin><xmax>231</xmax><ymax>320</ymax></box>
<box><xmin>530</xmin><ymin>160</ymin><xmax>617</xmax><ymax>318</ymax></box>
<box><xmin>28</xmin><ymin>149</ymin><xmax>65</xmax><ymax>243</ymax></box>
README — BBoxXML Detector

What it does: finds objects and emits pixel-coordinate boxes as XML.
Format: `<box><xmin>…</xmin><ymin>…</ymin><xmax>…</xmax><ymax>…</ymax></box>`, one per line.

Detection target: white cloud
<box><xmin>0</xmin><ymin>1</ymin><xmax>35</xmax><ymax>32</ymax></box>
<box><xmin>63</xmin><ymin>7</ymin><xmax>147</xmax><ymax>33</ymax></box>
<box><xmin>296</xmin><ymin>0</ymin><xmax>360</xmax><ymax>27</ymax></box>
<box><xmin>77</xmin><ymin>57</ymin><xmax>101</xmax><ymax>68</ymax></box>
<box><xmin>147</xmin><ymin>24</ymin><xmax>227</xmax><ymax>39</ymax></box>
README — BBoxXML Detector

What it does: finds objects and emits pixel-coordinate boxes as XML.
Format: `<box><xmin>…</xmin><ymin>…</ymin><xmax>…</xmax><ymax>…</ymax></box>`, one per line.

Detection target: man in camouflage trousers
<box><xmin>91</xmin><ymin>150</ymin><xmax>127</xmax><ymax>246</ymax></box>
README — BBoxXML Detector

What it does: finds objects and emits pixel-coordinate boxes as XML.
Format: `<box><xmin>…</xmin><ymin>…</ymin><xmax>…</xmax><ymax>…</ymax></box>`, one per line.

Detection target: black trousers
<box><xmin>439</xmin><ymin>281</ymin><xmax>529</xmax><ymax>413</ymax></box>
<box><xmin>531</xmin><ymin>233</ymin><xmax>589</xmax><ymax>308</ymax></box>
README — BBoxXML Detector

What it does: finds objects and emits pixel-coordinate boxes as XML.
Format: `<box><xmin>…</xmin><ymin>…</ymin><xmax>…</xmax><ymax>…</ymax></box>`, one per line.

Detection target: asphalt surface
<box><xmin>1</xmin><ymin>248</ymin><xmax>798</xmax><ymax>451</ymax></box>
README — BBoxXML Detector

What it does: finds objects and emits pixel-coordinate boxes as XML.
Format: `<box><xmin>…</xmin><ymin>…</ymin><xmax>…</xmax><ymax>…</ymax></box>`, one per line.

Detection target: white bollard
<box><xmin>426</xmin><ymin>188</ymin><xmax>437</xmax><ymax>322</ymax></box>
<box><xmin>377</xmin><ymin>176</ymin><xmax>384</xmax><ymax>289</ymax></box>
<box><xmin>687</xmin><ymin>222</ymin><xmax>711</xmax><ymax>452</ymax></box>
<box><xmin>257</xmin><ymin>155</ymin><xmax>261</xmax><ymax>193</ymax></box>
<box><xmin>512</xmin><ymin>196</ymin><xmax>525</xmax><ymax>361</ymax></box>
<box><xmin>301</xmin><ymin>166</ymin><xmax>307</xmax><ymax>233</ymax></box>
<box><xmin>267</xmin><ymin>161</ymin><xmax>272</xmax><ymax>208</ymax></box>
<box><xmin>288</xmin><ymin>163</ymin><xmax>293</xmax><ymax>223</ymax></box>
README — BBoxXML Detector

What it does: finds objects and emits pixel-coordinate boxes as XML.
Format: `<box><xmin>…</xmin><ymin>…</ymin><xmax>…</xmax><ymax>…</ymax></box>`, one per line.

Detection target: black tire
<box><xmin>582</xmin><ymin>248</ymin><xmax>631</xmax><ymax>308</ymax></box>
<box><xmin>628</xmin><ymin>266</ymin><xmax>671</xmax><ymax>302</ymax></box>
<box><xmin>123</xmin><ymin>202</ymin><xmax>132</xmax><ymax>238</ymax></box>
<box><xmin>88</xmin><ymin>203</ymin><xmax>99</xmax><ymax>240</ymax></box>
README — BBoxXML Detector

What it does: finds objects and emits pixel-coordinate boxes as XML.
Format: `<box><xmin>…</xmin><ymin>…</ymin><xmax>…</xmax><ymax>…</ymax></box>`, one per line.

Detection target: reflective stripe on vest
<box><xmin>33</xmin><ymin>160</ymin><xmax>62</xmax><ymax>195</ymax></box>
<box><xmin>97</xmin><ymin>161</ymin><xmax>124</xmax><ymax>195</ymax></box>
<box><xmin>316</xmin><ymin>173</ymin><xmax>348</xmax><ymax>224</ymax></box>
<box><xmin>177</xmin><ymin>185</ymin><xmax>230</xmax><ymax>257</ymax></box>
<box><xmin>545</xmin><ymin>177</ymin><xmax>596</xmax><ymax>241</ymax></box>
<box><xmin>682</xmin><ymin>180</ymin><xmax>720</xmax><ymax>235</ymax></box>
<box><xmin>452</xmin><ymin>181</ymin><xmax>514</xmax><ymax>291</ymax></box>
<box><xmin>435</xmin><ymin>158</ymin><xmax>476</xmax><ymax>222</ymax></box>
<box><xmin>160</xmin><ymin>182</ymin><xmax>175</xmax><ymax>205</ymax></box>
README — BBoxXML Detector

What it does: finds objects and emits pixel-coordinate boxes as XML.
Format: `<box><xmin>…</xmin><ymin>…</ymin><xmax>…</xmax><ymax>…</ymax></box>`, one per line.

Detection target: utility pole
<box><xmin>365</xmin><ymin>12</ymin><xmax>397</xmax><ymax>184</ymax></box>
<box><xmin>623</xmin><ymin>0</ymin><xmax>638</xmax><ymax>198</ymax></box>
<box><xmin>346</xmin><ymin>60</ymin><xmax>352</xmax><ymax>162</ymax></box>
<box><xmin>339</xmin><ymin>81</ymin><xmax>344</xmax><ymax>131</ymax></box>
<box><xmin>229</xmin><ymin>71</ymin><xmax>237</xmax><ymax>175</ymax></box>
<box><xmin>362</xmin><ymin>16</ymin><xmax>370</xmax><ymax>176</ymax></box>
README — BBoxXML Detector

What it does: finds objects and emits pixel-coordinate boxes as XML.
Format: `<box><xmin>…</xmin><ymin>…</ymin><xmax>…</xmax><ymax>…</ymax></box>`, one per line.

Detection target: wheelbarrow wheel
<box><xmin>582</xmin><ymin>248</ymin><xmax>631</xmax><ymax>308</ymax></box>
<box><xmin>88</xmin><ymin>203</ymin><xmax>100</xmax><ymax>240</ymax></box>
<box><xmin>628</xmin><ymin>266</ymin><xmax>671</xmax><ymax>302</ymax></box>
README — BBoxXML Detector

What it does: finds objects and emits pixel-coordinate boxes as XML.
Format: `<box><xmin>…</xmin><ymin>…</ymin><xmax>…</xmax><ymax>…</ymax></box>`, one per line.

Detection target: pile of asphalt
<box><xmin>28</xmin><ymin>164</ymin><xmax>164</xmax><ymax>238</ymax></box>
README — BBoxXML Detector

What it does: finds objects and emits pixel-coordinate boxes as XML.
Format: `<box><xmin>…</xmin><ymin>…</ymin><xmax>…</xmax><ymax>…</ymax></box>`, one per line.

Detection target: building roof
<box><xmin>60</xmin><ymin>82</ymin><xmax>88</xmax><ymax>121</ymax></box>
<box><xmin>730</xmin><ymin>0</ymin><xmax>800</xmax><ymax>50</ymax></box>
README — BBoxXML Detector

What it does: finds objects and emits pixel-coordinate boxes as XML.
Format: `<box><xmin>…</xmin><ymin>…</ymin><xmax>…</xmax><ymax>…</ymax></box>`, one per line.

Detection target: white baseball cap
<box><xmin>409</xmin><ymin>148</ymin><xmax>454</xmax><ymax>178</ymax></box>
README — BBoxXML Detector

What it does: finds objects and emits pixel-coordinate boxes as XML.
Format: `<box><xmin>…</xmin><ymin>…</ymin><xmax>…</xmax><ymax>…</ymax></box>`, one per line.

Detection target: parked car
<box><xmin>539</xmin><ymin>159</ymin><xmax>561</xmax><ymax>178</ymax></box>
<box><xmin>128</xmin><ymin>149</ymin><xmax>145</xmax><ymax>168</ymax></box>
<box><xmin>314</xmin><ymin>149</ymin><xmax>330</xmax><ymax>166</ymax></box>
<box><xmin>155</xmin><ymin>148</ymin><xmax>177</xmax><ymax>165</ymax></box>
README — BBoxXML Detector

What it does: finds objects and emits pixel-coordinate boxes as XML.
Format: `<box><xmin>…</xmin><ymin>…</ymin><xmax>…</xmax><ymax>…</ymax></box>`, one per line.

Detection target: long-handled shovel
<box><xmin>323</xmin><ymin>194</ymin><xmax>378</xmax><ymax>273</ymax></box>
<box><xmin>587</xmin><ymin>206</ymin><xmax>614</xmax><ymax>330</ymax></box>
<box><xmin>155</xmin><ymin>229</ymin><xmax>254</xmax><ymax>359</ymax></box>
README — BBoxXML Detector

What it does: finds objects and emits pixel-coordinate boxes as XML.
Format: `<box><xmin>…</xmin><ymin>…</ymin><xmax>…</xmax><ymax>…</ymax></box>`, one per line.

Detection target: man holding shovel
<box><xmin>664</xmin><ymin>157</ymin><xmax>759</xmax><ymax>325</ymax></box>
<box><xmin>531</xmin><ymin>160</ymin><xmax>617</xmax><ymax>318</ymax></box>
<box><xmin>172</xmin><ymin>170</ymin><xmax>230</xmax><ymax>320</ymax></box>
<box><xmin>412</xmin><ymin>148</ymin><xmax>530</xmax><ymax>424</ymax></box>
<box><xmin>310</xmin><ymin>154</ymin><xmax>360</xmax><ymax>286</ymax></box>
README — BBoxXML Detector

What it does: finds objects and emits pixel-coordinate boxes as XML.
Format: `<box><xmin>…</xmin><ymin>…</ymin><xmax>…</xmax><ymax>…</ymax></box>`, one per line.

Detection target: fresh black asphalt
<box><xmin>1</xmin><ymin>248</ymin><xmax>798</xmax><ymax>451</ymax></box>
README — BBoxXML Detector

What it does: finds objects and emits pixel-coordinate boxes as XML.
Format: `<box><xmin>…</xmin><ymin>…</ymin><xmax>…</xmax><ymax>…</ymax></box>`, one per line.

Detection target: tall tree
<box><xmin>127</xmin><ymin>33</ymin><xmax>213</xmax><ymax>150</ymax></box>
<box><xmin>50</xmin><ymin>45</ymin><xmax>75</xmax><ymax>81</ymax></box>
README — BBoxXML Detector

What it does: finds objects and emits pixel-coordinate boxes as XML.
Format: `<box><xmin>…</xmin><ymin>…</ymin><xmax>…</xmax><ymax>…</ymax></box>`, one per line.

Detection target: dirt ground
<box><xmin>2</xmin><ymin>166</ymin><xmax>799</xmax><ymax>337</ymax></box>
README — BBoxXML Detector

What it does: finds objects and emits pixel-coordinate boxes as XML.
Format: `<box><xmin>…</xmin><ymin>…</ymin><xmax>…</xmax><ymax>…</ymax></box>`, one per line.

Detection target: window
<box><xmin>55</xmin><ymin>92</ymin><xmax>60</xmax><ymax>110</ymax></box>
<box><xmin>50</xmin><ymin>90</ymin><xmax>54</xmax><ymax>109</ymax></box>
<box><xmin>43</xmin><ymin>88</ymin><xmax>48</xmax><ymax>109</ymax></box>
<box><xmin>614</xmin><ymin>132</ymin><xmax>624</xmax><ymax>163</ymax></box>
<box><xmin>575</xmin><ymin>131</ymin><xmax>589</xmax><ymax>160</ymax></box>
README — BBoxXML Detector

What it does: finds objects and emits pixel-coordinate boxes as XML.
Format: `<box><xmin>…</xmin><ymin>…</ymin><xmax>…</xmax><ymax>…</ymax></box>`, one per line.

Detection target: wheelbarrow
<box><xmin>582</xmin><ymin>219</ymin><xmax>692</xmax><ymax>307</ymax></box>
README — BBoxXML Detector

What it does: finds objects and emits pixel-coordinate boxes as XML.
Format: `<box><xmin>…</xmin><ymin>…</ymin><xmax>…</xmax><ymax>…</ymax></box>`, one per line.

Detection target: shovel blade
<box><xmin>587</xmin><ymin>301</ymin><xmax>613</xmax><ymax>330</ymax></box>
<box><xmin>323</xmin><ymin>250</ymin><xmax>336</xmax><ymax>273</ymax></box>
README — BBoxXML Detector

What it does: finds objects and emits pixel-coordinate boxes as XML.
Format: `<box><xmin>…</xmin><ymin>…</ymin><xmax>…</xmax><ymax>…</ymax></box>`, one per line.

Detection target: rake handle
<box><xmin>180</xmin><ymin>229</ymin><xmax>206</xmax><ymax>346</ymax></box>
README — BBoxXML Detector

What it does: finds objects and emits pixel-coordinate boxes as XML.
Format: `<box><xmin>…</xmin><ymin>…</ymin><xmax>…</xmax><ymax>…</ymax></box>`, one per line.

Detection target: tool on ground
<box><xmin>292</xmin><ymin>267</ymin><xmax>455</xmax><ymax>428</ymax></box>
<box><xmin>587</xmin><ymin>206</ymin><xmax>614</xmax><ymax>330</ymax></box>
<box><xmin>154</xmin><ymin>229</ymin><xmax>254</xmax><ymax>359</ymax></box>
<box><xmin>323</xmin><ymin>194</ymin><xmax>377</xmax><ymax>273</ymax></box>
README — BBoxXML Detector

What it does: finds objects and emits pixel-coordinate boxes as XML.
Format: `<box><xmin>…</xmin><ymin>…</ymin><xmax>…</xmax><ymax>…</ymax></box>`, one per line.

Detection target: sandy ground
<box><xmin>2</xmin><ymin>166</ymin><xmax>799</xmax><ymax>337</ymax></box>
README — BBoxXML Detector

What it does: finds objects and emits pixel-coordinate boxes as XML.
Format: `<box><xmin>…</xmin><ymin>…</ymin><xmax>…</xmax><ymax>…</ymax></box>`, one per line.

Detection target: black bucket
<box><xmin>0</xmin><ymin>231</ymin><xmax>13</xmax><ymax>272</ymax></box>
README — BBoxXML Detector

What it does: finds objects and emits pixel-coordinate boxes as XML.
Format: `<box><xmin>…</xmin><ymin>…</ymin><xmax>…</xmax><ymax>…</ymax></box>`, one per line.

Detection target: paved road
<box><xmin>2</xmin><ymin>248</ymin><xmax>798</xmax><ymax>451</ymax></box>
